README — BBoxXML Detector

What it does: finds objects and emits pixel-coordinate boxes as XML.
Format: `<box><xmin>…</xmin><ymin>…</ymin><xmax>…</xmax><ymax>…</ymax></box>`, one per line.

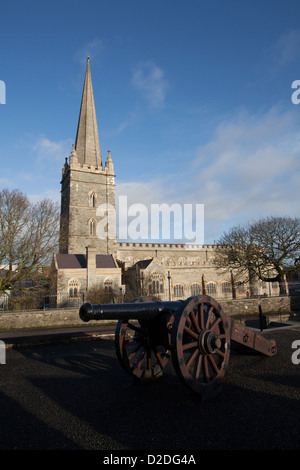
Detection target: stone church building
<box><xmin>53</xmin><ymin>58</ymin><xmax>279</xmax><ymax>305</ymax></box>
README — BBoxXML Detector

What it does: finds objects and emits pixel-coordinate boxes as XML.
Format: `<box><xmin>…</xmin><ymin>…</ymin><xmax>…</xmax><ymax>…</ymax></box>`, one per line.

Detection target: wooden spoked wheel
<box><xmin>115</xmin><ymin>296</ymin><xmax>172</xmax><ymax>381</ymax></box>
<box><xmin>171</xmin><ymin>295</ymin><xmax>231</xmax><ymax>397</ymax></box>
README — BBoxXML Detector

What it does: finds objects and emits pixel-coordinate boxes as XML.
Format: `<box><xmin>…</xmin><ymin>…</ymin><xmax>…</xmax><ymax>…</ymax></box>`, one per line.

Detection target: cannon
<box><xmin>79</xmin><ymin>295</ymin><xmax>277</xmax><ymax>399</ymax></box>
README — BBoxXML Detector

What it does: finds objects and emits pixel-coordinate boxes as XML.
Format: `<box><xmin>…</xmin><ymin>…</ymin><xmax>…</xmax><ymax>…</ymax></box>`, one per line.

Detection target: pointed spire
<box><xmin>75</xmin><ymin>57</ymin><xmax>102</xmax><ymax>168</ymax></box>
<box><xmin>105</xmin><ymin>149</ymin><xmax>114</xmax><ymax>174</ymax></box>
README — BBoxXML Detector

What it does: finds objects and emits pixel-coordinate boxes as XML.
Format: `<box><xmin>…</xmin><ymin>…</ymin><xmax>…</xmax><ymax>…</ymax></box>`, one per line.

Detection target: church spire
<box><xmin>75</xmin><ymin>57</ymin><xmax>102</xmax><ymax>169</ymax></box>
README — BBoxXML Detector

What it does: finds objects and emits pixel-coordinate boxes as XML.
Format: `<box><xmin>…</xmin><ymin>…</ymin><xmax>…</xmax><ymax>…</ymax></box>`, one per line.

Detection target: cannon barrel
<box><xmin>79</xmin><ymin>300</ymin><xmax>183</xmax><ymax>322</ymax></box>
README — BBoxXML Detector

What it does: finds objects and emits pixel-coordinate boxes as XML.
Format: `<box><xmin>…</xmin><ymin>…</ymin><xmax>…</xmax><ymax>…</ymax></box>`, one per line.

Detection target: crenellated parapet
<box><xmin>117</xmin><ymin>242</ymin><xmax>225</xmax><ymax>250</ymax></box>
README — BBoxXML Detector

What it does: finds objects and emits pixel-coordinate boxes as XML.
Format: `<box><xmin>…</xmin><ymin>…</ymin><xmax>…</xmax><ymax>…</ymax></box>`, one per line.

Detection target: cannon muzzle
<box><xmin>79</xmin><ymin>300</ymin><xmax>182</xmax><ymax>322</ymax></box>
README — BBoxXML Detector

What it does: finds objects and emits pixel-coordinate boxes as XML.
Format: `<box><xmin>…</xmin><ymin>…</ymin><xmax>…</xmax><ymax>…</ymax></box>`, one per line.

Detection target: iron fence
<box><xmin>1</xmin><ymin>281</ymin><xmax>299</xmax><ymax>313</ymax></box>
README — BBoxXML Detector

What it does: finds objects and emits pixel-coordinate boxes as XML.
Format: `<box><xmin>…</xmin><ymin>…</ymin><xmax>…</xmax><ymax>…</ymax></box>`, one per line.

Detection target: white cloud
<box><xmin>28</xmin><ymin>189</ymin><xmax>60</xmax><ymax>204</ymax></box>
<box><xmin>115</xmin><ymin>107</ymin><xmax>300</xmax><ymax>242</ymax></box>
<box><xmin>189</xmin><ymin>108</ymin><xmax>300</xmax><ymax>221</ymax></box>
<box><xmin>0</xmin><ymin>176</ymin><xmax>15</xmax><ymax>188</ymax></box>
<box><xmin>0</xmin><ymin>134</ymin><xmax>71</xmax><ymax>201</ymax></box>
<box><xmin>265</xmin><ymin>29</ymin><xmax>300</xmax><ymax>68</ymax></box>
<box><xmin>132</xmin><ymin>60</ymin><xmax>169</xmax><ymax>109</ymax></box>
<box><xmin>33</xmin><ymin>136</ymin><xmax>72</xmax><ymax>166</ymax></box>
<box><xmin>274</xmin><ymin>29</ymin><xmax>300</xmax><ymax>67</ymax></box>
<box><xmin>116</xmin><ymin>179</ymin><xmax>175</xmax><ymax>206</ymax></box>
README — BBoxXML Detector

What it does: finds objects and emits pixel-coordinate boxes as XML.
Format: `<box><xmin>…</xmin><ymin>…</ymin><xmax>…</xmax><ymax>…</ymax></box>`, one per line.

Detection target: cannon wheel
<box><xmin>115</xmin><ymin>296</ymin><xmax>172</xmax><ymax>382</ymax></box>
<box><xmin>171</xmin><ymin>295</ymin><xmax>231</xmax><ymax>398</ymax></box>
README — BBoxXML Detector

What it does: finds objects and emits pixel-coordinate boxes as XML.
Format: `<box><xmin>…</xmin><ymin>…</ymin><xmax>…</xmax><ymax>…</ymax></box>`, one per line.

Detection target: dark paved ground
<box><xmin>0</xmin><ymin>323</ymin><xmax>116</xmax><ymax>346</ymax></box>
<box><xmin>0</xmin><ymin>323</ymin><xmax>299</xmax><ymax>454</ymax></box>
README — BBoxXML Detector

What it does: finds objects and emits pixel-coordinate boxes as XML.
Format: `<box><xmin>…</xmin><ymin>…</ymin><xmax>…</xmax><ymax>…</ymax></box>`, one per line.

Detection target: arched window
<box><xmin>207</xmin><ymin>282</ymin><xmax>216</xmax><ymax>295</ymax></box>
<box><xmin>237</xmin><ymin>281</ymin><xmax>245</xmax><ymax>292</ymax></box>
<box><xmin>191</xmin><ymin>257</ymin><xmax>201</xmax><ymax>266</ymax></box>
<box><xmin>222</xmin><ymin>281</ymin><xmax>231</xmax><ymax>293</ymax></box>
<box><xmin>69</xmin><ymin>279</ymin><xmax>79</xmax><ymax>298</ymax></box>
<box><xmin>149</xmin><ymin>272</ymin><xmax>164</xmax><ymax>294</ymax></box>
<box><xmin>103</xmin><ymin>278</ymin><xmax>113</xmax><ymax>293</ymax></box>
<box><xmin>174</xmin><ymin>284</ymin><xmax>185</xmax><ymax>297</ymax></box>
<box><xmin>89</xmin><ymin>191</ymin><xmax>97</xmax><ymax>207</ymax></box>
<box><xmin>178</xmin><ymin>257</ymin><xmax>187</xmax><ymax>266</ymax></box>
<box><xmin>89</xmin><ymin>219</ymin><xmax>96</xmax><ymax>236</ymax></box>
<box><xmin>190</xmin><ymin>283</ymin><xmax>201</xmax><ymax>296</ymax></box>
<box><xmin>161</xmin><ymin>257</ymin><xmax>171</xmax><ymax>266</ymax></box>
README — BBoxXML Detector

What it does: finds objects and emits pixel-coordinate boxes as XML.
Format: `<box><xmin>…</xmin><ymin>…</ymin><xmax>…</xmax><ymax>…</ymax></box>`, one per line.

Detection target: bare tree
<box><xmin>215</xmin><ymin>216</ymin><xmax>300</xmax><ymax>295</ymax></box>
<box><xmin>0</xmin><ymin>189</ymin><xmax>60</xmax><ymax>294</ymax></box>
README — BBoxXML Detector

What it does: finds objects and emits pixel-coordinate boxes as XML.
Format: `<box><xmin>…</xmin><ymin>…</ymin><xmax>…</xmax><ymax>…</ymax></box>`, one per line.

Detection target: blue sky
<box><xmin>1</xmin><ymin>0</ymin><xmax>300</xmax><ymax>243</ymax></box>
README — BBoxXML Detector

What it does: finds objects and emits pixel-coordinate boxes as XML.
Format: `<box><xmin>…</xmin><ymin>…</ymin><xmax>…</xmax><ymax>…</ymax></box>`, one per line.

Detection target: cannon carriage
<box><xmin>79</xmin><ymin>295</ymin><xmax>277</xmax><ymax>399</ymax></box>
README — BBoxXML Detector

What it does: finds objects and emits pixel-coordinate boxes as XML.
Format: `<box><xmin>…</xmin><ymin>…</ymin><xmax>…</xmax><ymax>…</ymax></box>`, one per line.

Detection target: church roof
<box><xmin>55</xmin><ymin>254</ymin><xmax>117</xmax><ymax>269</ymax></box>
<box><xmin>74</xmin><ymin>57</ymin><xmax>102</xmax><ymax>168</ymax></box>
<box><xmin>131</xmin><ymin>259</ymin><xmax>153</xmax><ymax>270</ymax></box>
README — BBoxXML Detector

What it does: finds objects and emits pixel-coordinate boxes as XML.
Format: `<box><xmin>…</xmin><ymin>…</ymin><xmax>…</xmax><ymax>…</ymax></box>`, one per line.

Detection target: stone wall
<box><xmin>220</xmin><ymin>295</ymin><xmax>299</xmax><ymax>317</ymax></box>
<box><xmin>0</xmin><ymin>296</ymin><xmax>299</xmax><ymax>331</ymax></box>
<box><xmin>0</xmin><ymin>309</ymin><xmax>84</xmax><ymax>330</ymax></box>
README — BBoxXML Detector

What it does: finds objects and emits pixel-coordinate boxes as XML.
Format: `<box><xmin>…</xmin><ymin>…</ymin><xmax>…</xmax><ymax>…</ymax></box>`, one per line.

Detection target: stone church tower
<box><xmin>54</xmin><ymin>58</ymin><xmax>277</xmax><ymax>304</ymax></box>
<box><xmin>60</xmin><ymin>57</ymin><xmax>116</xmax><ymax>255</ymax></box>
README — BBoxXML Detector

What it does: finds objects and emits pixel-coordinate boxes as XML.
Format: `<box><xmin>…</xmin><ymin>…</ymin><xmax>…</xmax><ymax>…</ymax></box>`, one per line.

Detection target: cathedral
<box><xmin>53</xmin><ymin>58</ymin><xmax>279</xmax><ymax>305</ymax></box>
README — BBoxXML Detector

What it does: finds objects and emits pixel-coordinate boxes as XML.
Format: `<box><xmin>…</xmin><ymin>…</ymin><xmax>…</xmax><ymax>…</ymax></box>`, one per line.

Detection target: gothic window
<box><xmin>149</xmin><ymin>272</ymin><xmax>164</xmax><ymax>294</ymax></box>
<box><xmin>190</xmin><ymin>283</ymin><xmax>201</xmax><ymax>296</ymax></box>
<box><xmin>89</xmin><ymin>219</ymin><xmax>96</xmax><ymax>236</ymax></box>
<box><xmin>161</xmin><ymin>257</ymin><xmax>171</xmax><ymax>266</ymax></box>
<box><xmin>103</xmin><ymin>278</ymin><xmax>114</xmax><ymax>293</ymax></box>
<box><xmin>89</xmin><ymin>191</ymin><xmax>97</xmax><ymax>207</ymax></box>
<box><xmin>174</xmin><ymin>284</ymin><xmax>185</xmax><ymax>297</ymax></box>
<box><xmin>178</xmin><ymin>257</ymin><xmax>187</xmax><ymax>266</ymax></box>
<box><xmin>221</xmin><ymin>281</ymin><xmax>231</xmax><ymax>293</ymax></box>
<box><xmin>207</xmin><ymin>282</ymin><xmax>216</xmax><ymax>295</ymax></box>
<box><xmin>191</xmin><ymin>257</ymin><xmax>201</xmax><ymax>266</ymax></box>
<box><xmin>69</xmin><ymin>279</ymin><xmax>80</xmax><ymax>298</ymax></box>
<box><xmin>237</xmin><ymin>282</ymin><xmax>245</xmax><ymax>292</ymax></box>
